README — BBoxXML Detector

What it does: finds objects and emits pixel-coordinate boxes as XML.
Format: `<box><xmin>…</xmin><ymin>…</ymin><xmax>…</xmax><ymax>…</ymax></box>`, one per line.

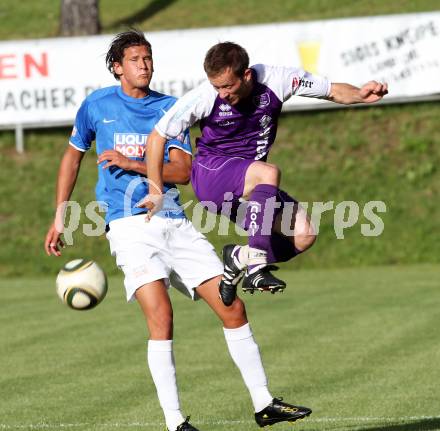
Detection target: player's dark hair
<box><xmin>203</xmin><ymin>42</ymin><xmax>249</xmax><ymax>78</ymax></box>
<box><xmin>106</xmin><ymin>29</ymin><xmax>152</xmax><ymax>80</ymax></box>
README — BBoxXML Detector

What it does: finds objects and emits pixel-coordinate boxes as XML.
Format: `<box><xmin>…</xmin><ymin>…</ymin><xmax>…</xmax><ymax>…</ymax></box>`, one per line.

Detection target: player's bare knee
<box><xmin>295</xmin><ymin>232</ymin><xmax>317</xmax><ymax>252</ymax></box>
<box><xmin>148</xmin><ymin>318</ymin><xmax>173</xmax><ymax>339</ymax></box>
<box><xmin>221</xmin><ymin>297</ymin><xmax>247</xmax><ymax>328</ymax></box>
<box><xmin>231</xmin><ymin>296</ymin><xmax>246</xmax><ymax>317</ymax></box>
<box><xmin>244</xmin><ymin>162</ymin><xmax>281</xmax><ymax>197</ymax></box>
<box><xmin>258</xmin><ymin>163</ymin><xmax>280</xmax><ymax>186</ymax></box>
<box><xmin>146</xmin><ymin>309</ymin><xmax>173</xmax><ymax>339</ymax></box>
<box><xmin>293</xmin><ymin>218</ymin><xmax>317</xmax><ymax>252</ymax></box>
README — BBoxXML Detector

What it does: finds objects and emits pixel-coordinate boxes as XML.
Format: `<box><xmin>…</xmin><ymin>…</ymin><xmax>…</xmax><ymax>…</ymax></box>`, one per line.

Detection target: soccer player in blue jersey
<box><xmin>44</xmin><ymin>31</ymin><xmax>312</xmax><ymax>430</ymax></box>
<box><xmin>144</xmin><ymin>41</ymin><xmax>388</xmax><ymax>308</ymax></box>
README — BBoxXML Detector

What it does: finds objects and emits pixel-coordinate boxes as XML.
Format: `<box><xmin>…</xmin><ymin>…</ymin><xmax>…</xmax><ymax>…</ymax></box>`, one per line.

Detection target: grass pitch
<box><xmin>1</xmin><ymin>265</ymin><xmax>439</xmax><ymax>431</ymax></box>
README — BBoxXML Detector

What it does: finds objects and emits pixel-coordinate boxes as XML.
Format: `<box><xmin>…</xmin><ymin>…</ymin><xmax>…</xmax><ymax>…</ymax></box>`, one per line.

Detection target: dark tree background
<box><xmin>60</xmin><ymin>0</ymin><xmax>101</xmax><ymax>36</ymax></box>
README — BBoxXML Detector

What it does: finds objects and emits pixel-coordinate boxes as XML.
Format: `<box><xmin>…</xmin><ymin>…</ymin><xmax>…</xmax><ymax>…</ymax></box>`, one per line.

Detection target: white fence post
<box><xmin>15</xmin><ymin>124</ymin><xmax>24</xmax><ymax>154</ymax></box>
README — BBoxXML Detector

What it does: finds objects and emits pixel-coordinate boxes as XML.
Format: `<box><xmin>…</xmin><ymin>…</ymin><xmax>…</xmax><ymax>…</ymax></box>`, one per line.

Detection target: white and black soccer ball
<box><xmin>56</xmin><ymin>259</ymin><xmax>108</xmax><ymax>310</ymax></box>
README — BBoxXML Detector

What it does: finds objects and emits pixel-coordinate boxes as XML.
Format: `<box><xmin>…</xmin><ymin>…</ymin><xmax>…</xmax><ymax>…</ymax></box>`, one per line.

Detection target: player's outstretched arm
<box><xmin>137</xmin><ymin>129</ymin><xmax>167</xmax><ymax>219</ymax></box>
<box><xmin>327</xmin><ymin>81</ymin><xmax>388</xmax><ymax>105</ymax></box>
<box><xmin>44</xmin><ymin>145</ymin><xmax>84</xmax><ymax>256</ymax></box>
<box><xmin>97</xmin><ymin>148</ymin><xmax>190</xmax><ymax>185</ymax></box>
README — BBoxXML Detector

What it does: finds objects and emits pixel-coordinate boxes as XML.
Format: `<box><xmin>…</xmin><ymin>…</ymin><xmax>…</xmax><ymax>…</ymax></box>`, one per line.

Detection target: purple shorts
<box><xmin>192</xmin><ymin>155</ymin><xmax>254</xmax><ymax>207</ymax></box>
<box><xmin>192</xmin><ymin>155</ymin><xmax>298</xmax><ymax>263</ymax></box>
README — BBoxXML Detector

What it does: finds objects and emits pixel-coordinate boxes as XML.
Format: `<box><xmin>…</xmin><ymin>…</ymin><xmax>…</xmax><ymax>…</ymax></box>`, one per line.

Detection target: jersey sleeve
<box><xmin>253</xmin><ymin>64</ymin><xmax>331</xmax><ymax>102</ymax></box>
<box><xmin>165</xmin><ymin>128</ymin><xmax>192</xmax><ymax>160</ymax></box>
<box><xmin>69</xmin><ymin>98</ymin><xmax>95</xmax><ymax>152</ymax></box>
<box><xmin>155</xmin><ymin>81</ymin><xmax>217</xmax><ymax>140</ymax></box>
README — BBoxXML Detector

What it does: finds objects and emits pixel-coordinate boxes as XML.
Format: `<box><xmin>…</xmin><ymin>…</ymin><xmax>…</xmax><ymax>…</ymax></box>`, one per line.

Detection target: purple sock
<box><xmin>245</xmin><ymin>184</ymin><xmax>279</xmax><ymax>268</ymax></box>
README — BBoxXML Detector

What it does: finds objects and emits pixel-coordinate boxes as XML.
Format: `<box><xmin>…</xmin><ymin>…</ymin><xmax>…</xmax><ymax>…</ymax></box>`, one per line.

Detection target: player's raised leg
<box><xmin>223</xmin><ymin>189</ymin><xmax>317</xmax><ymax>302</ymax></box>
<box><xmin>190</xmin><ymin>156</ymin><xmax>253</xmax><ymax>306</ymax></box>
<box><xmin>269</xmin><ymin>191</ymin><xmax>317</xmax><ymax>263</ymax></box>
<box><xmin>221</xmin><ymin>161</ymin><xmax>286</xmax><ymax>303</ymax></box>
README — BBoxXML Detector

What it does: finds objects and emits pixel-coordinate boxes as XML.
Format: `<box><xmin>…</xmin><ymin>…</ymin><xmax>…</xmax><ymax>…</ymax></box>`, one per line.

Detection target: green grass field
<box><xmin>1</xmin><ymin>0</ymin><xmax>439</xmax><ymax>40</ymax></box>
<box><xmin>1</xmin><ymin>266</ymin><xmax>439</xmax><ymax>431</ymax></box>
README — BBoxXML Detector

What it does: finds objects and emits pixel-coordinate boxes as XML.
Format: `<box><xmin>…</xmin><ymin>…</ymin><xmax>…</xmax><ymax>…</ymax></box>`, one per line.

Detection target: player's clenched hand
<box><xmin>97</xmin><ymin>150</ymin><xmax>133</xmax><ymax>170</ymax></box>
<box><xmin>136</xmin><ymin>194</ymin><xmax>163</xmax><ymax>222</ymax></box>
<box><xmin>44</xmin><ymin>223</ymin><xmax>65</xmax><ymax>257</ymax></box>
<box><xmin>359</xmin><ymin>81</ymin><xmax>388</xmax><ymax>103</ymax></box>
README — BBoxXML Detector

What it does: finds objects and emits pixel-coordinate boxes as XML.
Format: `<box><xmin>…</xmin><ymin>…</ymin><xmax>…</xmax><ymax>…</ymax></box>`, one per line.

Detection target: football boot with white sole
<box><xmin>242</xmin><ymin>265</ymin><xmax>286</xmax><ymax>294</ymax></box>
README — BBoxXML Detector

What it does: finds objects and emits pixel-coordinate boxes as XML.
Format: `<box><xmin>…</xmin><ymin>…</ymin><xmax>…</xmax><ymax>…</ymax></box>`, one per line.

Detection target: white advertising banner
<box><xmin>0</xmin><ymin>11</ymin><xmax>439</xmax><ymax>126</ymax></box>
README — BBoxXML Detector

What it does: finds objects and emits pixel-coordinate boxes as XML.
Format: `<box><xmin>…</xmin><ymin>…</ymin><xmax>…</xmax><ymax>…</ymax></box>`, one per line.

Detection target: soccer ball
<box><xmin>56</xmin><ymin>259</ymin><xmax>108</xmax><ymax>310</ymax></box>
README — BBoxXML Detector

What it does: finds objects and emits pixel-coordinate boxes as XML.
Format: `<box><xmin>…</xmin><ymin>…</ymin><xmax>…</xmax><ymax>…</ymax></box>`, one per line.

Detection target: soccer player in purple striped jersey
<box><xmin>143</xmin><ymin>42</ymin><xmax>388</xmax><ymax>306</ymax></box>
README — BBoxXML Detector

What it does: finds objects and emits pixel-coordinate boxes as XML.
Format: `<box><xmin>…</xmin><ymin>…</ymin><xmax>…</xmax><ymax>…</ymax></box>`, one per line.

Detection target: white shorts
<box><xmin>106</xmin><ymin>215</ymin><xmax>223</xmax><ymax>302</ymax></box>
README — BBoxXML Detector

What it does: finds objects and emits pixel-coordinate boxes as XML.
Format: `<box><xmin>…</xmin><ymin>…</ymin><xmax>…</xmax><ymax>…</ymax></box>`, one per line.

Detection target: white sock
<box><xmin>147</xmin><ymin>340</ymin><xmax>185</xmax><ymax>431</ymax></box>
<box><xmin>236</xmin><ymin>244</ymin><xmax>250</xmax><ymax>268</ymax></box>
<box><xmin>223</xmin><ymin>323</ymin><xmax>273</xmax><ymax>412</ymax></box>
<box><xmin>247</xmin><ymin>248</ymin><xmax>267</xmax><ymax>274</ymax></box>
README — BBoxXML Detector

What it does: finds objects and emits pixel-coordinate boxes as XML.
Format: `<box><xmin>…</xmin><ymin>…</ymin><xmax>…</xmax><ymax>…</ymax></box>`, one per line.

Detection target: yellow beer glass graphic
<box><xmin>297</xmin><ymin>41</ymin><xmax>321</xmax><ymax>74</ymax></box>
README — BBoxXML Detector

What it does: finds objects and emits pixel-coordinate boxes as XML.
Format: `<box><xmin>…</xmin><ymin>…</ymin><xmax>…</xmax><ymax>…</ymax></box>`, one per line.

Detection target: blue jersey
<box><xmin>69</xmin><ymin>86</ymin><xmax>191</xmax><ymax>224</ymax></box>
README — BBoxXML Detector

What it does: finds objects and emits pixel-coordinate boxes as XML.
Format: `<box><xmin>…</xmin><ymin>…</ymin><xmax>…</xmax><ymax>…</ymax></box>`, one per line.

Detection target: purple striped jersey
<box><xmin>155</xmin><ymin>64</ymin><xmax>331</xmax><ymax>160</ymax></box>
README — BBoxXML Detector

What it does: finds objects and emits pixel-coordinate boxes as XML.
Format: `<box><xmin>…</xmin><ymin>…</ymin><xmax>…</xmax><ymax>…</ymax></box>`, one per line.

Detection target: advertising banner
<box><xmin>1</xmin><ymin>12</ymin><xmax>439</xmax><ymax>126</ymax></box>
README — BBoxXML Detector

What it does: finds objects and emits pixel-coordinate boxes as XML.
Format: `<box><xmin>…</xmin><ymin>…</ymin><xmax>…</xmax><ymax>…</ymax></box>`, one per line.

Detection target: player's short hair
<box><xmin>106</xmin><ymin>29</ymin><xmax>152</xmax><ymax>80</ymax></box>
<box><xmin>203</xmin><ymin>42</ymin><xmax>249</xmax><ymax>78</ymax></box>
